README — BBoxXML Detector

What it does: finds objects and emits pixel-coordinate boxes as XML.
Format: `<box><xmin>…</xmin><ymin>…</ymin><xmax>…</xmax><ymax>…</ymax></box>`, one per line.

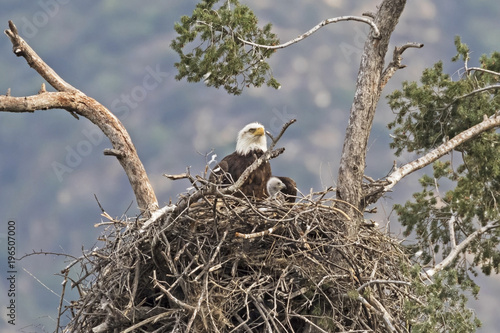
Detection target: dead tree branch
<box><xmin>4</xmin><ymin>20</ymin><xmax>79</xmax><ymax>93</ymax></box>
<box><xmin>337</xmin><ymin>0</ymin><xmax>412</xmax><ymax>235</ymax></box>
<box><xmin>0</xmin><ymin>20</ymin><xmax>158</xmax><ymax>215</ymax></box>
<box><xmin>440</xmin><ymin>85</ymin><xmax>500</xmax><ymax>111</ymax></box>
<box><xmin>424</xmin><ymin>219</ymin><xmax>500</xmax><ymax>278</ymax></box>
<box><xmin>385</xmin><ymin>112</ymin><xmax>500</xmax><ymax>192</ymax></box>
<box><xmin>380</xmin><ymin>42</ymin><xmax>424</xmax><ymax>89</ymax></box>
<box><xmin>238</xmin><ymin>16</ymin><xmax>380</xmax><ymax>50</ymax></box>
<box><xmin>465</xmin><ymin>67</ymin><xmax>500</xmax><ymax>77</ymax></box>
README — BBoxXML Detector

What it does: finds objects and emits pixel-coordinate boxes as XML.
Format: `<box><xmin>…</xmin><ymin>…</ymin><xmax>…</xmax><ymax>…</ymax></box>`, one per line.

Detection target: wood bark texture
<box><xmin>336</xmin><ymin>0</ymin><xmax>407</xmax><ymax>220</ymax></box>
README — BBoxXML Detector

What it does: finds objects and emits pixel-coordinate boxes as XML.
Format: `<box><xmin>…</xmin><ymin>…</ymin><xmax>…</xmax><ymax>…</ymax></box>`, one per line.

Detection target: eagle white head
<box><xmin>267</xmin><ymin>176</ymin><xmax>286</xmax><ymax>199</ymax></box>
<box><xmin>235</xmin><ymin>122</ymin><xmax>267</xmax><ymax>155</ymax></box>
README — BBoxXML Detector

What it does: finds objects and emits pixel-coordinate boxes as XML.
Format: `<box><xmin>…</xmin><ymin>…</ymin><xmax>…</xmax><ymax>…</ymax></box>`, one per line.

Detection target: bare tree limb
<box><xmin>441</xmin><ymin>85</ymin><xmax>500</xmax><ymax>111</ymax></box>
<box><xmin>380</xmin><ymin>42</ymin><xmax>424</xmax><ymax>89</ymax></box>
<box><xmin>0</xmin><ymin>21</ymin><xmax>158</xmax><ymax>215</ymax></box>
<box><xmin>238</xmin><ymin>16</ymin><xmax>380</xmax><ymax>50</ymax></box>
<box><xmin>266</xmin><ymin>118</ymin><xmax>296</xmax><ymax>148</ymax></box>
<box><xmin>385</xmin><ymin>112</ymin><xmax>500</xmax><ymax>192</ymax></box>
<box><xmin>368</xmin><ymin>296</ymin><xmax>397</xmax><ymax>333</ymax></box>
<box><xmin>424</xmin><ymin>219</ymin><xmax>500</xmax><ymax>278</ymax></box>
<box><xmin>4</xmin><ymin>20</ymin><xmax>79</xmax><ymax>93</ymax></box>
<box><xmin>466</xmin><ymin>67</ymin><xmax>500</xmax><ymax>77</ymax></box>
<box><xmin>356</xmin><ymin>279</ymin><xmax>410</xmax><ymax>292</ymax></box>
<box><xmin>56</xmin><ymin>269</ymin><xmax>69</xmax><ymax>333</ymax></box>
<box><xmin>337</xmin><ymin>0</ymin><xmax>410</xmax><ymax>235</ymax></box>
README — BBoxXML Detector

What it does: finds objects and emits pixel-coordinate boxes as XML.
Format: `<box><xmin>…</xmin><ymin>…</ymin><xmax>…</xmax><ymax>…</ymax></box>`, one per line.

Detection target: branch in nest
<box><xmin>163</xmin><ymin>167</ymin><xmax>203</xmax><ymax>191</ymax></box>
<box><xmin>151</xmin><ymin>270</ymin><xmax>195</xmax><ymax>311</ymax></box>
<box><xmin>235</xmin><ymin>226</ymin><xmax>279</xmax><ymax>239</ymax></box>
<box><xmin>140</xmin><ymin>205</ymin><xmax>177</xmax><ymax>231</ymax></box>
<box><xmin>266</xmin><ymin>118</ymin><xmax>296</xmax><ymax>149</ymax></box>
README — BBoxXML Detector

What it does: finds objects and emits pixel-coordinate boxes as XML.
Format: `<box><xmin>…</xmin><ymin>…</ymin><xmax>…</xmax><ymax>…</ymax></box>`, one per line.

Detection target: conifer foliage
<box><xmin>171</xmin><ymin>0</ymin><xmax>280</xmax><ymax>95</ymax></box>
<box><xmin>388</xmin><ymin>38</ymin><xmax>500</xmax><ymax>279</ymax></box>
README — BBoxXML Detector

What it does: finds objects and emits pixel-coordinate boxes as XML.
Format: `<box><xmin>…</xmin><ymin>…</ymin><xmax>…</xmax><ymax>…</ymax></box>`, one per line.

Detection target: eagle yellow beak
<box><xmin>254</xmin><ymin>127</ymin><xmax>265</xmax><ymax>136</ymax></box>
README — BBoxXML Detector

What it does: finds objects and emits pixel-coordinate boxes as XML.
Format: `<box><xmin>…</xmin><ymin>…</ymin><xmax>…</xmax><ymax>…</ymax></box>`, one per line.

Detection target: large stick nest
<box><xmin>64</xmin><ymin>191</ymin><xmax>414</xmax><ymax>333</ymax></box>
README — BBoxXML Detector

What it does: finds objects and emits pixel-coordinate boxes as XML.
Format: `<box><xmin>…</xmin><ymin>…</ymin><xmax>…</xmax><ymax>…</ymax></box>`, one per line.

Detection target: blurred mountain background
<box><xmin>0</xmin><ymin>1</ymin><xmax>499</xmax><ymax>332</ymax></box>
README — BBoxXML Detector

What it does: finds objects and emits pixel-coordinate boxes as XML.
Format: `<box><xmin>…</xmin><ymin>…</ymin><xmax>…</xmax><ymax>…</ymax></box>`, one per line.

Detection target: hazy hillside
<box><xmin>0</xmin><ymin>1</ymin><xmax>499</xmax><ymax>331</ymax></box>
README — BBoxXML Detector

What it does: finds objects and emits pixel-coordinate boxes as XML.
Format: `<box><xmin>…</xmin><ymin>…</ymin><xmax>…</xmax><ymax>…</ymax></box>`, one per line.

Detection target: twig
<box><xmin>440</xmin><ymin>85</ymin><xmax>500</xmax><ymax>111</ymax></box>
<box><xmin>194</xmin><ymin>230</ymin><xmax>228</xmax><ymax>282</ymax></box>
<box><xmin>356</xmin><ymin>279</ymin><xmax>411</xmax><ymax>292</ymax></box>
<box><xmin>425</xmin><ymin>219</ymin><xmax>500</xmax><ymax>278</ymax></box>
<box><xmin>238</xmin><ymin>16</ymin><xmax>380</xmax><ymax>50</ymax></box>
<box><xmin>56</xmin><ymin>269</ymin><xmax>69</xmax><ymax>333</ymax></box>
<box><xmin>163</xmin><ymin>173</ymin><xmax>190</xmax><ymax>180</ymax></box>
<box><xmin>185</xmin><ymin>276</ymin><xmax>208</xmax><ymax>332</ymax></box>
<box><xmin>1</xmin><ymin>20</ymin><xmax>159</xmax><ymax>215</ymax></box>
<box><xmin>235</xmin><ymin>225</ymin><xmax>279</xmax><ymax>239</ymax></box>
<box><xmin>18</xmin><ymin>250</ymin><xmax>79</xmax><ymax>261</ymax></box>
<box><xmin>466</xmin><ymin>67</ymin><xmax>500</xmax><ymax>77</ymax></box>
<box><xmin>121</xmin><ymin>311</ymin><xmax>176</xmax><ymax>333</ymax></box>
<box><xmin>152</xmin><ymin>270</ymin><xmax>195</xmax><ymax>311</ymax></box>
<box><xmin>289</xmin><ymin>313</ymin><xmax>330</xmax><ymax>333</ymax></box>
<box><xmin>369</xmin><ymin>296</ymin><xmax>397</xmax><ymax>333</ymax></box>
<box><xmin>380</xmin><ymin>42</ymin><xmax>424</xmax><ymax>89</ymax></box>
<box><xmin>268</xmin><ymin>118</ymin><xmax>297</xmax><ymax>150</ymax></box>
<box><xmin>22</xmin><ymin>267</ymin><xmax>69</xmax><ymax>303</ymax></box>
<box><xmin>94</xmin><ymin>194</ymin><xmax>106</xmax><ymax>214</ymax></box>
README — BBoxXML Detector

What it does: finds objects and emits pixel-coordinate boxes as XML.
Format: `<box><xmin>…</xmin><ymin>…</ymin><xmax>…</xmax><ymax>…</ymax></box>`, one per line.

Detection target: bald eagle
<box><xmin>209</xmin><ymin>122</ymin><xmax>271</xmax><ymax>199</ymax></box>
<box><xmin>267</xmin><ymin>176</ymin><xmax>297</xmax><ymax>203</ymax></box>
<box><xmin>266</xmin><ymin>177</ymin><xmax>286</xmax><ymax>199</ymax></box>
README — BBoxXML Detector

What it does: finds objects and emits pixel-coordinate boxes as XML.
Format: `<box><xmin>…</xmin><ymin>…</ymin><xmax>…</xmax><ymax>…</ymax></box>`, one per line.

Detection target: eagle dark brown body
<box><xmin>210</xmin><ymin>150</ymin><xmax>271</xmax><ymax>199</ymax></box>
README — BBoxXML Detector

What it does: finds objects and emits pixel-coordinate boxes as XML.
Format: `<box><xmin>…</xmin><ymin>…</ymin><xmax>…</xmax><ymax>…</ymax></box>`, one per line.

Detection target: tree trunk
<box><xmin>336</xmin><ymin>0</ymin><xmax>406</xmax><ymax>233</ymax></box>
